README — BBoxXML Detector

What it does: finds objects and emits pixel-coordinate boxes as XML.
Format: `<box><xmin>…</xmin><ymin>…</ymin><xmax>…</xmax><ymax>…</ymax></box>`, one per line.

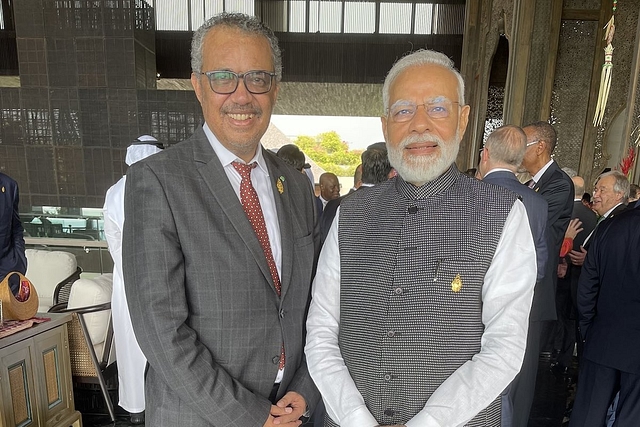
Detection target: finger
<box><xmin>270</xmin><ymin>407</ymin><xmax>293</xmax><ymax>417</ymax></box>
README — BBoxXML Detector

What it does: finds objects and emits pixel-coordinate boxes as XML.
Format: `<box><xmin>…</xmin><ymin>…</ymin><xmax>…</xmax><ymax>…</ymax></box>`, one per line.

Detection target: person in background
<box><xmin>103</xmin><ymin>135</ymin><xmax>163</xmax><ymax>425</ymax></box>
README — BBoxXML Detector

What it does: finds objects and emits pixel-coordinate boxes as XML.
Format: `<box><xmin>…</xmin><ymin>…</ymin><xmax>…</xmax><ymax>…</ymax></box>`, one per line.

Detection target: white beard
<box><xmin>387</xmin><ymin>131</ymin><xmax>460</xmax><ymax>186</ymax></box>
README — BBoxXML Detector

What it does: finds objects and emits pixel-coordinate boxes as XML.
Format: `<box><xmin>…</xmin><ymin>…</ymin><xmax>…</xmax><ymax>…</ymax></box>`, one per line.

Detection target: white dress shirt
<box><xmin>203</xmin><ymin>124</ymin><xmax>284</xmax><ymax>382</ymax></box>
<box><xmin>305</xmin><ymin>200</ymin><xmax>536</xmax><ymax>426</ymax></box>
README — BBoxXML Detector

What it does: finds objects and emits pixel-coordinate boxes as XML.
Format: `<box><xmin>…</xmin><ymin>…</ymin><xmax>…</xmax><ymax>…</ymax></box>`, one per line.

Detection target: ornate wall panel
<box><xmin>522</xmin><ymin>0</ymin><xmax>552</xmax><ymax>124</ymax></box>
<box><xmin>549</xmin><ymin>20</ymin><xmax>598</xmax><ymax>173</ymax></box>
<box><xmin>563</xmin><ymin>0</ymin><xmax>602</xmax><ymax>9</ymax></box>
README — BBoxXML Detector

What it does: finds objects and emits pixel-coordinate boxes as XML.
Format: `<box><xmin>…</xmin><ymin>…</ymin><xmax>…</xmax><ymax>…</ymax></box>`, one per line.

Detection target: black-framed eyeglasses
<box><xmin>200</xmin><ymin>70</ymin><xmax>276</xmax><ymax>95</ymax></box>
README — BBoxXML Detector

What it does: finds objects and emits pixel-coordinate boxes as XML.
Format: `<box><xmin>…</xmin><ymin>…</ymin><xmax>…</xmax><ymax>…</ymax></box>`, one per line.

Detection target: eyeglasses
<box><xmin>526</xmin><ymin>140</ymin><xmax>540</xmax><ymax>147</ymax></box>
<box><xmin>200</xmin><ymin>70</ymin><xmax>276</xmax><ymax>95</ymax></box>
<box><xmin>388</xmin><ymin>99</ymin><xmax>460</xmax><ymax>123</ymax></box>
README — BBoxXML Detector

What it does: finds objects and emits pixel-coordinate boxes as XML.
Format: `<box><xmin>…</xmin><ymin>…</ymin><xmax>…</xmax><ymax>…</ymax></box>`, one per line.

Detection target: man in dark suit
<box><xmin>569</xmin><ymin>208</ymin><xmax>640</xmax><ymax>426</ymax></box>
<box><xmin>320</xmin><ymin>145</ymin><xmax>392</xmax><ymax>243</ymax></box>
<box><xmin>0</xmin><ymin>172</ymin><xmax>27</xmax><ymax>294</ymax></box>
<box><xmin>479</xmin><ymin>125</ymin><xmax>548</xmax><ymax>281</ymax></box>
<box><xmin>511</xmin><ymin>121</ymin><xmax>574</xmax><ymax>427</ymax></box>
<box><xmin>553</xmin><ymin>175</ymin><xmax>597</xmax><ymax>372</ymax></box>
<box><xmin>478</xmin><ymin>125</ymin><xmax>549</xmax><ymax>427</ymax></box>
<box><xmin>123</xmin><ymin>13</ymin><xmax>319</xmax><ymax>427</ymax></box>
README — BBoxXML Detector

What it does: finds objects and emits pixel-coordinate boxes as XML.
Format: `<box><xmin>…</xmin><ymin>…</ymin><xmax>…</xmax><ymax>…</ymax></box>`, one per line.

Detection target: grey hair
<box><xmin>595</xmin><ymin>170</ymin><xmax>630</xmax><ymax>201</ymax></box>
<box><xmin>191</xmin><ymin>13</ymin><xmax>282</xmax><ymax>81</ymax></box>
<box><xmin>484</xmin><ymin>125</ymin><xmax>527</xmax><ymax>167</ymax></box>
<box><xmin>382</xmin><ymin>49</ymin><xmax>465</xmax><ymax>112</ymax></box>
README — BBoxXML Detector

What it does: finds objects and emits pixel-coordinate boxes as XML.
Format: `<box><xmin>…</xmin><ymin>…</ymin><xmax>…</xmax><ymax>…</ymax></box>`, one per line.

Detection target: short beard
<box><xmin>387</xmin><ymin>131</ymin><xmax>460</xmax><ymax>186</ymax></box>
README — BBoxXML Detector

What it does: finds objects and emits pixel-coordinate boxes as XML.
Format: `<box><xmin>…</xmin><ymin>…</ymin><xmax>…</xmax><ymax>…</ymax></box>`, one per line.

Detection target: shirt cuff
<box><xmin>339</xmin><ymin>406</ymin><xmax>379</xmax><ymax>427</ymax></box>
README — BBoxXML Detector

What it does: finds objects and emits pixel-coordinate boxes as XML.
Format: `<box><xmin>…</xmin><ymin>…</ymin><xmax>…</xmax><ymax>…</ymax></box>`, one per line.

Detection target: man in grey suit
<box><xmin>477</xmin><ymin>125</ymin><xmax>549</xmax><ymax>427</ymax></box>
<box><xmin>123</xmin><ymin>13</ymin><xmax>319</xmax><ymax>427</ymax></box>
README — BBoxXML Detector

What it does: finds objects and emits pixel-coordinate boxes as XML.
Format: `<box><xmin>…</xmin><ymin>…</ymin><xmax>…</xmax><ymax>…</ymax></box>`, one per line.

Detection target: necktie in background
<box><xmin>232</xmin><ymin>162</ymin><xmax>285</xmax><ymax>370</ymax></box>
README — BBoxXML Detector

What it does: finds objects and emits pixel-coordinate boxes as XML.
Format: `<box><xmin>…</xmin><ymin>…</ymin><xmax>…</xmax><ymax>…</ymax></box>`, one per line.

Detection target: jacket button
<box><xmin>279</xmin><ymin>309</ymin><xmax>285</xmax><ymax>319</ymax></box>
<box><xmin>387</xmin><ymin>330</ymin><xmax>396</xmax><ymax>337</ymax></box>
<box><xmin>384</xmin><ymin>374</ymin><xmax>391</xmax><ymax>381</ymax></box>
<box><xmin>394</xmin><ymin>287</ymin><xmax>403</xmax><ymax>295</ymax></box>
<box><xmin>384</xmin><ymin>409</ymin><xmax>395</xmax><ymax>416</ymax></box>
<box><xmin>272</xmin><ymin>356</ymin><xmax>280</xmax><ymax>364</ymax></box>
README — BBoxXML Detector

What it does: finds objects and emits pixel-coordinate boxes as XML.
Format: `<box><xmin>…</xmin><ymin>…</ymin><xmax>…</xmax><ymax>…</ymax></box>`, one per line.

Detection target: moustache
<box><xmin>222</xmin><ymin>104</ymin><xmax>262</xmax><ymax>116</ymax></box>
<box><xmin>398</xmin><ymin>134</ymin><xmax>445</xmax><ymax>148</ymax></box>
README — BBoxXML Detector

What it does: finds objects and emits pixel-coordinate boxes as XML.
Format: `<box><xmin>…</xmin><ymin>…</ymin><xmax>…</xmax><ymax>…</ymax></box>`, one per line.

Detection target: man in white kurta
<box><xmin>305</xmin><ymin>50</ymin><xmax>537</xmax><ymax>426</ymax></box>
<box><xmin>103</xmin><ymin>136</ymin><xmax>162</xmax><ymax>422</ymax></box>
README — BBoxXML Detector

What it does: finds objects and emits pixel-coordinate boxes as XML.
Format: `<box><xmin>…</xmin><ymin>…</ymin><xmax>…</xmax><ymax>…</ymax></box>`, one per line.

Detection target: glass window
<box><xmin>225</xmin><ymin>0</ymin><xmax>255</xmax><ymax>15</ymax></box>
<box><xmin>414</xmin><ymin>3</ymin><xmax>434</xmax><ymax>35</ymax></box>
<box><xmin>379</xmin><ymin>2</ymin><xmax>411</xmax><ymax>34</ymax></box>
<box><xmin>289</xmin><ymin>0</ymin><xmax>306</xmax><ymax>32</ymax></box>
<box><xmin>155</xmin><ymin>0</ymin><xmax>189</xmax><ymax>30</ymax></box>
<box><xmin>309</xmin><ymin>1</ymin><xmax>342</xmax><ymax>33</ymax></box>
<box><xmin>344</xmin><ymin>2</ymin><xmax>375</xmax><ymax>34</ymax></box>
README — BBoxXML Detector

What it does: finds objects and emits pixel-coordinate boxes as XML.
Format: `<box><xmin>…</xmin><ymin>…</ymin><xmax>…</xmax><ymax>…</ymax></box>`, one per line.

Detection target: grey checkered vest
<box><xmin>328</xmin><ymin>166</ymin><xmax>517</xmax><ymax>427</ymax></box>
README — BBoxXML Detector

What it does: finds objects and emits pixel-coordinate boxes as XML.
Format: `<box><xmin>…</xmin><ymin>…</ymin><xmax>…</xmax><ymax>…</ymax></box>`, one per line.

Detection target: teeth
<box><xmin>228</xmin><ymin>113</ymin><xmax>253</xmax><ymax>120</ymax></box>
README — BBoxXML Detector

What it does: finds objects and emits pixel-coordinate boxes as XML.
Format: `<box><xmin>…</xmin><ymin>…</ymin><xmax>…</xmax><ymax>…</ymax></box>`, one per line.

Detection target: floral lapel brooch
<box><xmin>276</xmin><ymin>176</ymin><xmax>285</xmax><ymax>194</ymax></box>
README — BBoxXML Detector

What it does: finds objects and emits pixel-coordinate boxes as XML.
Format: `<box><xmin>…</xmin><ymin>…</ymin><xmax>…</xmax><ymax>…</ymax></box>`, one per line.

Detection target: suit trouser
<box><xmin>569</xmin><ymin>358</ymin><xmax>640</xmax><ymax>427</ymax></box>
<box><xmin>507</xmin><ymin>320</ymin><xmax>543</xmax><ymax>427</ymax></box>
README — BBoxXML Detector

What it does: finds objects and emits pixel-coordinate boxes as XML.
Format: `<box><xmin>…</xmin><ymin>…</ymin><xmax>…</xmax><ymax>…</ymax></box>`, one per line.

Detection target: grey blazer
<box><xmin>122</xmin><ymin>126</ymin><xmax>320</xmax><ymax>426</ymax></box>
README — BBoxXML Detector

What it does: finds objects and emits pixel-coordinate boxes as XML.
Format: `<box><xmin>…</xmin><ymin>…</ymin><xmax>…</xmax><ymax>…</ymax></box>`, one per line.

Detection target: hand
<box><xmin>564</xmin><ymin>218</ymin><xmax>583</xmax><ymax>240</ymax></box>
<box><xmin>263</xmin><ymin>406</ymin><xmax>300</xmax><ymax>427</ymax></box>
<box><xmin>272</xmin><ymin>391</ymin><xmax>307</xmax><ymax>425</ymax></box>
<box><xmin>568</xmin><ymin>246</ymin><xmax>587</xmax><ymax>266</ymax></box>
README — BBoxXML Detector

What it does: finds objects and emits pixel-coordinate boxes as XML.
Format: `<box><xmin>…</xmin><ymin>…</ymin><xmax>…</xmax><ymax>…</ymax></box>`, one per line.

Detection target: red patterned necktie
<box><xmin>232</xmin><ymin>161</ymin><xmax>285</xmax><ymax>369</ymax></box>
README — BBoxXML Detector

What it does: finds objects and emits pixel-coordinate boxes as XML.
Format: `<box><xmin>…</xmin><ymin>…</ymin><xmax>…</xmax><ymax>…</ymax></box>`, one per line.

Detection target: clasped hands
<box><xmin>264</xmin><ymin>391</ymin><xmax>306</xmax><ymax>427</ymax></box>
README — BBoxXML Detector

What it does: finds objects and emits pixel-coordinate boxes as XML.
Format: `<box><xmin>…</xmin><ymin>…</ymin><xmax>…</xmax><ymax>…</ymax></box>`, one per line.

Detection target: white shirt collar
<box><xmin>532</xmin><ymin>159</ymin><xmax>554</xmax><ymax>183</ymax></box>
<box><xmin>603</xmin><ymin>202</ymin><xmax>623</xmax><ymax>218</ymax></box>
<box><xmin>203</xmin><ymin>123</ymin><xmax>269</xmax><ymax>176</ymax></box>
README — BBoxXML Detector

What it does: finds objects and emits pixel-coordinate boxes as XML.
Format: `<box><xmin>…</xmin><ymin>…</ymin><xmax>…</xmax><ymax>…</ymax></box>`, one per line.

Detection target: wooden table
<box><xmin>0</xmin><ymin>313</ymin><xmax>82</xmax><ymax>427</ymax></box>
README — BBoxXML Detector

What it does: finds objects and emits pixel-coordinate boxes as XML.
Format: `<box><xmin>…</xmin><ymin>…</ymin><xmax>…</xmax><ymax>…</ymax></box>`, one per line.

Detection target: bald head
<box><xmin>319</xmin><ymin>172</ymin><xmax>340</xmax><ymax>201</ymax></box>
<box><xmin>572</xmin><ymin>176</ymin><xmax>585</xmax><ymax>197</ymax></box>
<box><xmin>479</xmin><ymin>125</ymin><xmax>526</xmax><ymax>177</ymax></box>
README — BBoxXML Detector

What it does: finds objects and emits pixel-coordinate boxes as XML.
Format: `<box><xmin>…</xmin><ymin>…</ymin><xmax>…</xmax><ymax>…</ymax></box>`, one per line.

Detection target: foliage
<box><xmin>293</xmin><ymin>131</ymin><xmax>362</xmax><ymax>176</ymax></box>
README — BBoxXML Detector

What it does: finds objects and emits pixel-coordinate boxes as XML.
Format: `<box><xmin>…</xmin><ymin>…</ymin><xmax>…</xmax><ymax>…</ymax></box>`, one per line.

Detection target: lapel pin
<box><xmin>451</xmin><ymin>274</ymin><xmax>463</xmax><ymax>292</ymax></box>
<box><xmin>276</xmin><ymin>176</ymin><xmax>285</xmax><ymax>194</ymax></box>
<box><xmin>1</xmin><ymin>186</ymin><xmax>4</xmax><ymax>193</ymax></box>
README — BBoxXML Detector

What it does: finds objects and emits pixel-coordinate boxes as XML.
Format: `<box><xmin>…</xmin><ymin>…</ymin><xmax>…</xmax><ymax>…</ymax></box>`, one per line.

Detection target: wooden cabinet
<box><xmin>0</xmin><ymin>313</ymin><xmax>82</xmax><ymax>427</ymax></box>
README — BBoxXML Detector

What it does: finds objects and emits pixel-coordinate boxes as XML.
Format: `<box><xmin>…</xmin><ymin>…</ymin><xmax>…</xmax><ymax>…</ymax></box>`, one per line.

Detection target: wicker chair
<box><xmin>49</xmin><ymin>275</ymin><xmax>116</xmax><ymax>422</ymax></box>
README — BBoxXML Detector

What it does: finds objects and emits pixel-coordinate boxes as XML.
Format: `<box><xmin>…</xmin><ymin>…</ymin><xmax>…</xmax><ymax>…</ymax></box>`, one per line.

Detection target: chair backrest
<box><xmin>67</xmin><ymin>274</ymin><xmax>113</xmax><ymax>356</ymax></box>
<box><xmin>25</xmin><ymin>249</ymin><xmax>78</xmax><ymax>311</ymax></box>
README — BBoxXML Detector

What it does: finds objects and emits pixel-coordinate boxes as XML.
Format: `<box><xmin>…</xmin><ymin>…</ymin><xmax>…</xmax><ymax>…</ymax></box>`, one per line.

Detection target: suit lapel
<box><xmin>192</xmin><ymin>129</ymin><xmax>276</xmax><ymax>294</ymax></box>
<box><xmin>264</xmin><ymin>150</ymin><xmax>294</xmax><ymax>299</ymax></box>
<box><xmin>533</xmin><ymin>161</ymin><xmax>557</xmax><ymax>192</ymax></box>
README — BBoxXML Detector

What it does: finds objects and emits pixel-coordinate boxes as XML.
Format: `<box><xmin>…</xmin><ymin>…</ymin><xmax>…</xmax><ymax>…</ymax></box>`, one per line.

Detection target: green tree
<box><xmin>294</xmin><ymin>131</ymin><xmax>361</xmax><ymax>177</ymax></box>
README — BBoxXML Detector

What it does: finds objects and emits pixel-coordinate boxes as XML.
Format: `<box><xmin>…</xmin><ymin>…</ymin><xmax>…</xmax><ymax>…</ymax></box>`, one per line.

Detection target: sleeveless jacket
<box><xmin>329</xmin><ymin>166</ymin><xmax>517</xmax><ymax>426</ymax></box>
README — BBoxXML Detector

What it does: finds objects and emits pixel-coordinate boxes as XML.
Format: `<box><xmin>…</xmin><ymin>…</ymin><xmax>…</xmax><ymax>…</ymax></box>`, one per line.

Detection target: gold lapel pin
<box><xmin>451</xmin><ymin>274</ymin><xmax>463</xmax><ymax>292</ymax></box>
<box><xmin>1</xmin><ymin>186</ymin><xmax>4</xmax><ymax>193</ymax></box>
<box><xmin>276</xmin><ymin>176</ymin><xmax>285</xmax><ymax>194</ymax></box>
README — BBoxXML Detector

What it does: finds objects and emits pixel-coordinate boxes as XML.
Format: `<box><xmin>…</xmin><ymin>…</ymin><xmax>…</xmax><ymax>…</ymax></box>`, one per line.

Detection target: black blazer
<box><xmin>578</xmin><ymin>208</ymin><xmax>640</xmax><ymax>374</ymax></box>
<box><xmin>532</xmin><ymin>161</ymin><xmax>574</xmax><ymax>320</ymax></box>
<box><xmin>0</xmin><ymin>173</ymin><xmax>27</xmax><ymax>290</ymax></box>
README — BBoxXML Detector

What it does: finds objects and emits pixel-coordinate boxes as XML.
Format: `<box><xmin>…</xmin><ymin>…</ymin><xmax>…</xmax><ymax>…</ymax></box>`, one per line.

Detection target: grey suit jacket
<box><xmin>122</xmin><ymin>126</ymin><xmax>320</xmax><ymax>426</ymax></box>
<box><xmin>483</xmin><ymin>170</ymin><xmax>549</xmax><ymax>281</ymax></box>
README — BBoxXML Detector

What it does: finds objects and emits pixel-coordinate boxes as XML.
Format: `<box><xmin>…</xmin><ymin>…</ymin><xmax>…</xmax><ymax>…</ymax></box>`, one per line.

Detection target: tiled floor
<box><xmin>81</xmin><ymin>356</ymin><xmax>576</xmax><ymax>426</ymax></box>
